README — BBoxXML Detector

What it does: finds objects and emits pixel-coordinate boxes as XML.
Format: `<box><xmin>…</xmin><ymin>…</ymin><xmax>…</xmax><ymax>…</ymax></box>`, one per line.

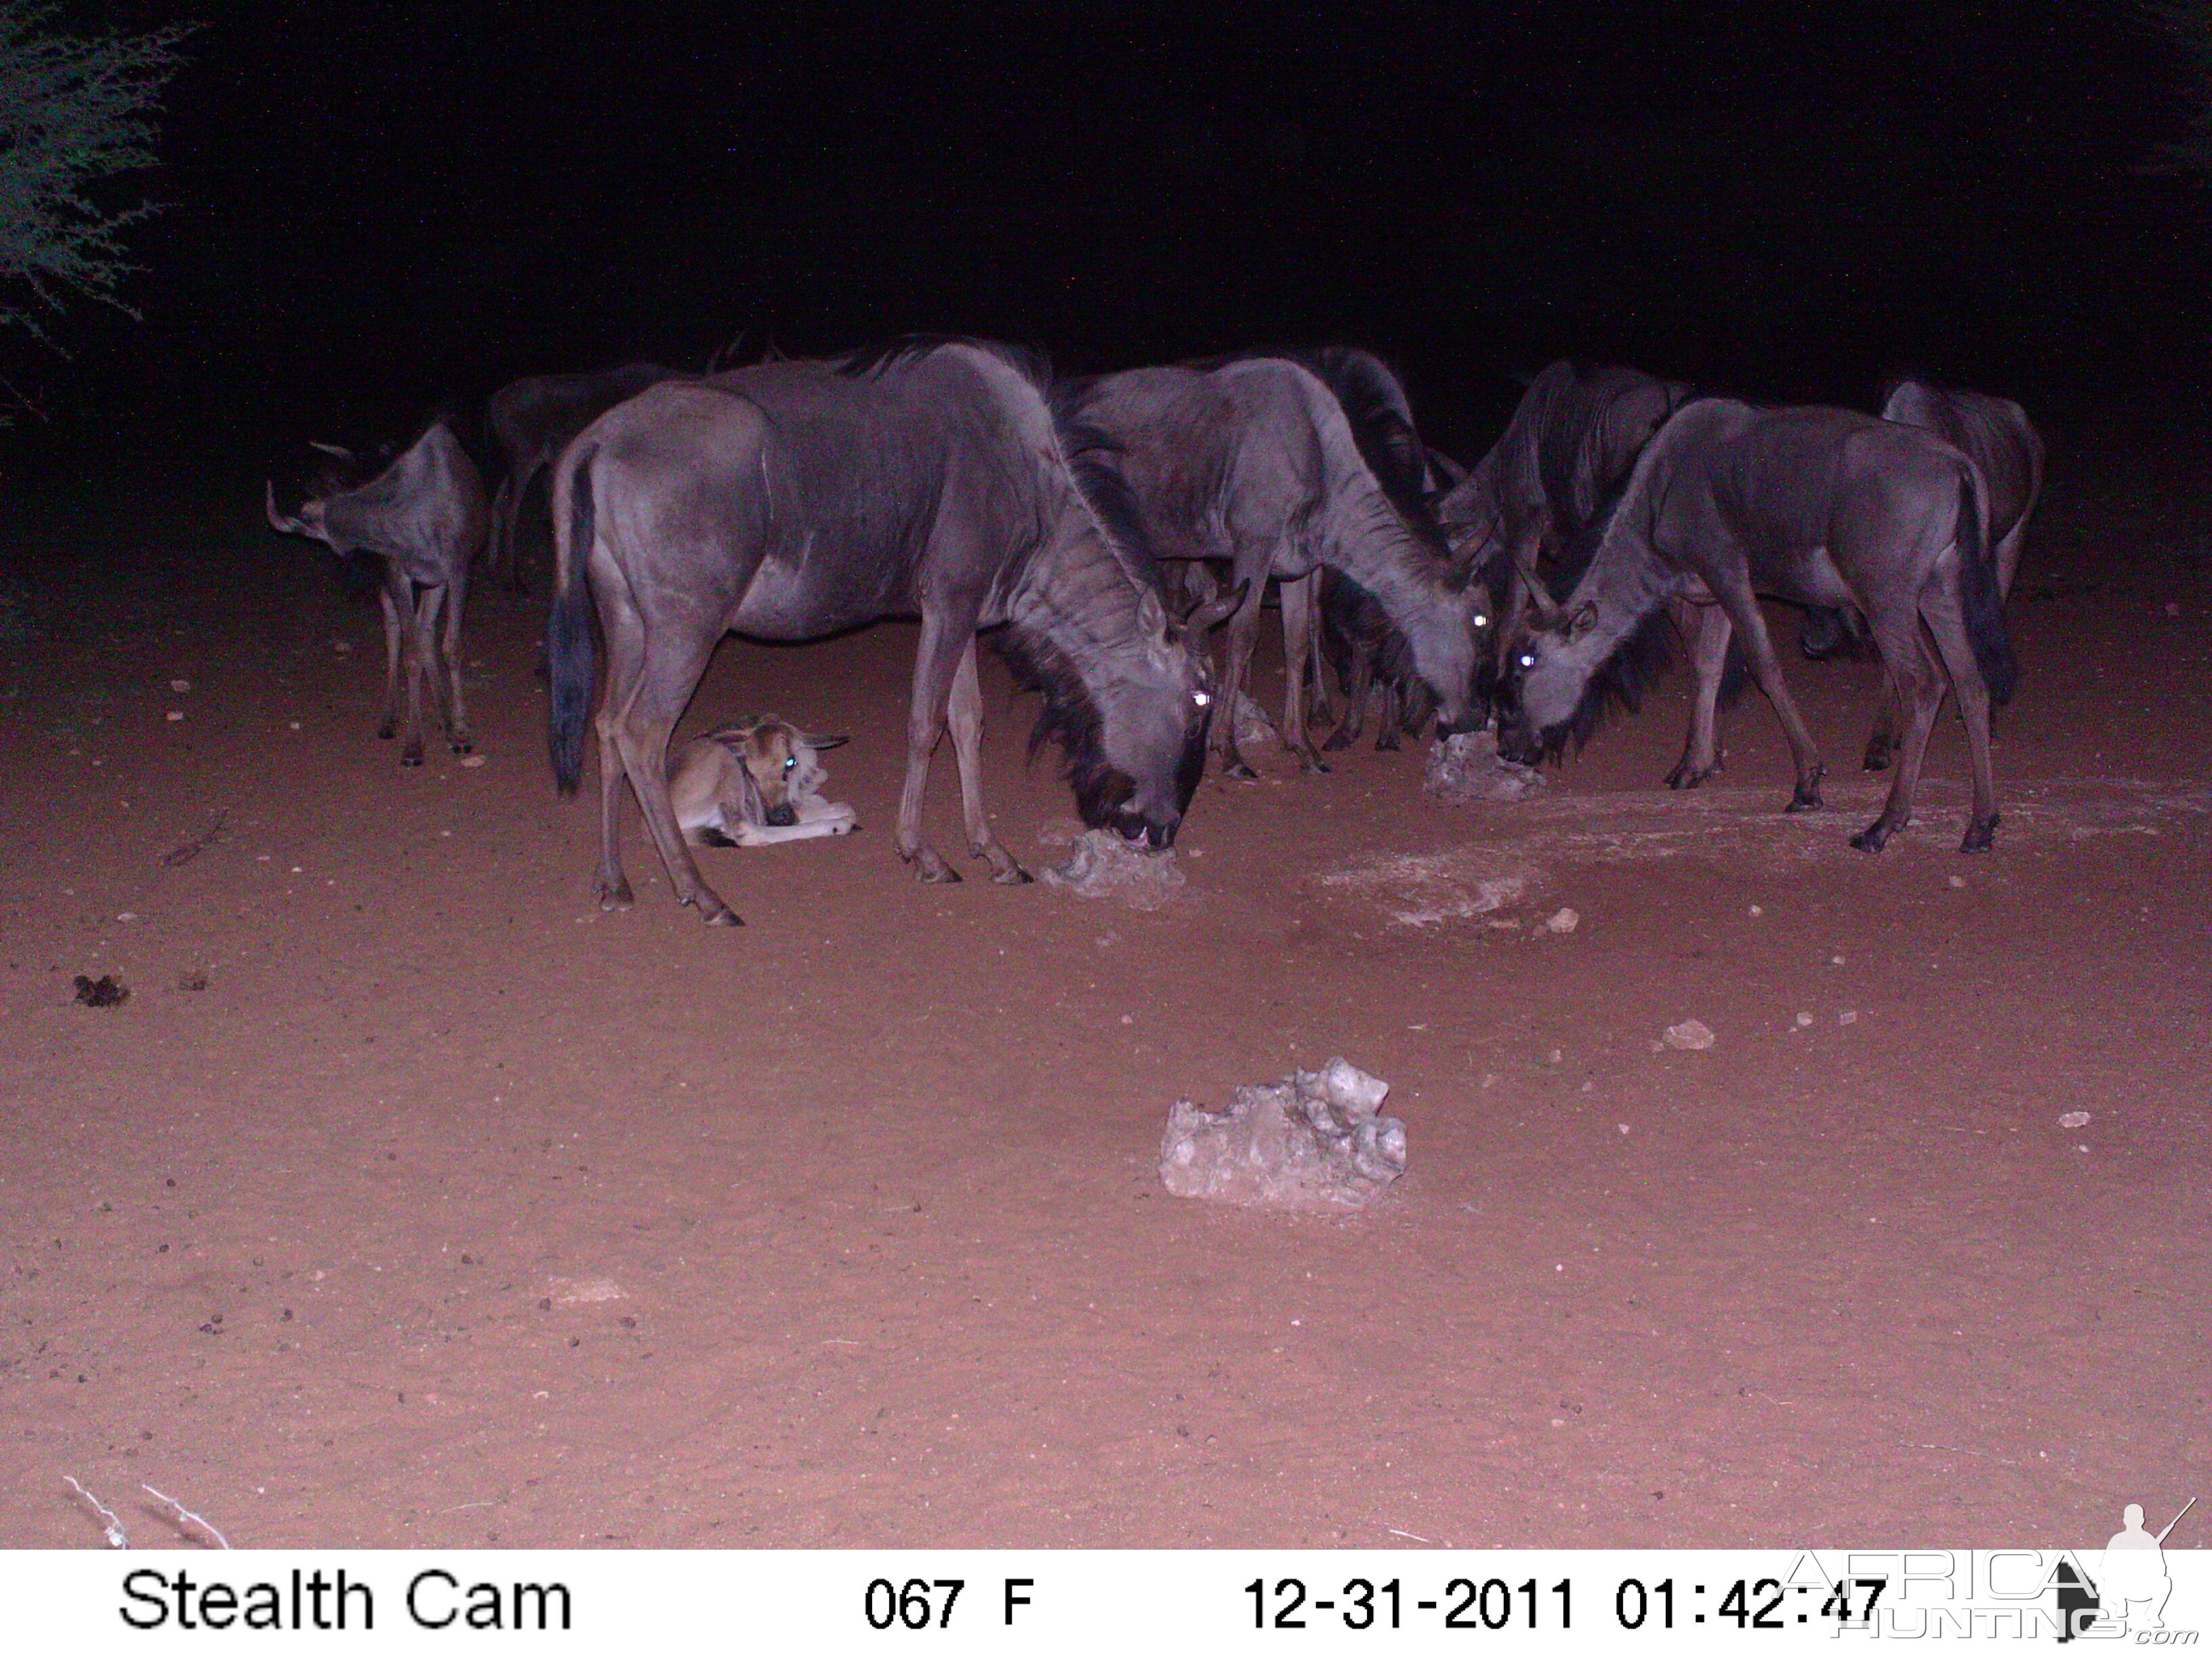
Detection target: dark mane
<box><xmin>1533</xmin><ymin>610</ymin><xmax>1675</xmax><ymax>762</ymax></box>
<box><xmin>989</xmin><ymin>623</ymin><xmax>1128</xmax><ymax>827</ymax></box>
<box><xmin>836</xmin><ymin>334</ymin><xmax>1052</xmax><ymax>390</ymax></box>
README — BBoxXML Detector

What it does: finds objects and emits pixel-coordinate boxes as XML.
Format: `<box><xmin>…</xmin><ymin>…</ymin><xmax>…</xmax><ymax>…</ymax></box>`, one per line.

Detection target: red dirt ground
<box><xmin>2</xmin><ymin>468</ymin><xmax>2207</xmax><ymax>1551</ymax></box>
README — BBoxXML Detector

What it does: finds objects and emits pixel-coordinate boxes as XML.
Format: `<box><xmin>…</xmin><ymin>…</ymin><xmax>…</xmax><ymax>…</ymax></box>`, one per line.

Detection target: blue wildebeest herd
<box><xmin>262</xmin><ymin>340</ymin><xmax>2042</xmax><ymax>924</ymax></box>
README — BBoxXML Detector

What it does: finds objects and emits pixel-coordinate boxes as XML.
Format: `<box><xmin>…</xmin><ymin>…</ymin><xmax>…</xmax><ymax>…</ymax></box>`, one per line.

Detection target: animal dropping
<box><xmin>1159</xmin><ymin>1057</ymin><xmax>1407</xmax><ymax>1212</ymax></box>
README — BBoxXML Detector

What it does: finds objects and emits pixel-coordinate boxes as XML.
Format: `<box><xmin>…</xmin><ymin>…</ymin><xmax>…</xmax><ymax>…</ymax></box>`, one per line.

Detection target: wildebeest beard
<box><xmin>991</xmin><ymin>625</ymin><xmax>1207</xmax><ymax>847</ymax></box>
<box><xmin>1499</xmin><ymin>609</ymin><xmax>1675</xmax><ymax>766</ymax></box>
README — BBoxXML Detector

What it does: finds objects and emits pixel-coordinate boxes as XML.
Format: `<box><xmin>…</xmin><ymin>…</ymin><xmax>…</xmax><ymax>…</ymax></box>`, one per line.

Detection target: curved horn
<box><xmin>1183</xmin><ymin>578</ymin><xmax>1250</xmax><ymax>635</ymax></box>
<box><xmin>1517</xmin><ymin>554</ymin><xmax>1565</xmax><ymax>626</ymax></box>
<box><xmin>307</xmin><ymin>441</ymin><xmax>354</xmax><ymax>462</ymax></box>
<box><xmin>1425</xmin><ymin>444</ymin><xmax>1469</xmax><ymax>487</ymax></box>
<box><xmin>265</xmin><ymin>480</ymin><xmax>310</xmax><ymax>537</ymax></box>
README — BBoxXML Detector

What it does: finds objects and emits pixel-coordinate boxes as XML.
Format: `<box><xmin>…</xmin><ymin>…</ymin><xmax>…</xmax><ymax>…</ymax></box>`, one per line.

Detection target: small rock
<box><xmin>331</xmin><ymin>640</ymin><xmax>352</xmax><ymax>653</ymax></box>
<box><xmin>2165</xmin><ymin>602</ymin><xmax>2182</xmax><ymax>617</ymax></box>
<box><xmin>1947</xmin><ymin>874</ymin><xmax>1965</xmax><ymax>889</ymax></box>
<box><xmin>1662</xmin><ymin>1019</ymin><xmax>1716</xmax><ymax>1052</ymax></box>
<box><xmin>169</xmin><ymin>679</ymin><xmax>191</xmax><ymax>693</ymax></box>
<box><xmin>2058</xmin><ymin>1111</ymin><xmax>2092</xmax><ymax>1129</ymax></box>
<box><xmin>1544</xmin><ymin>907</ymin><xmax>1579</xmax><ymax>935</ymax></box>
<box><xmin>1425</xmin><ymin>730</ymin><xmax>1545</xmax><ymax>804</ymax></box>
<box><xmin>1794</xmin><ymin>1011</ymin><xmax>1814</xmax><ymax>1028</ymax></box>
<box><xmin>1748</xmin><ymin>905</ymin><xmax>1763</xmax><ymax>916</ymax></box>
<box><xmin>1839</xmin><ymin>1010</ymin><xmax>1859</xmax><ymax>1025</ymax></box>
<box><xmin>165</xmin><ymin>710</ymin><xmax>184</xmax><ymax>722</ymax></box>
<box><xmin>459</xmin><ymin>754</ymin><xmax>487</xmax><ymax>769</ymax></box>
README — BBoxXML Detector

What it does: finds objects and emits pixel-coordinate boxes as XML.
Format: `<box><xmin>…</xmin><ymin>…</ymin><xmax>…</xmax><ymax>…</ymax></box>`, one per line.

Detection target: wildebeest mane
<box><xmin>989</xmin><ymin>623</ymin><xmax>1130</xmax><ymax>827</ymax></box>
<box><xmin>836</xmin><ymin>333</ymin><xmax>1053</xmax><ymax>391</ymax></box>
<box><xmin>1282</xmin><ymin>346</ymin><xmax>1455</xmax><ymax>562</ymax></box>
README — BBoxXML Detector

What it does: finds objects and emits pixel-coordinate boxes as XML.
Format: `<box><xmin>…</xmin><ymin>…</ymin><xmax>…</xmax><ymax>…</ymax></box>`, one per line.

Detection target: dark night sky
<box><xmin>12</xmin><ymin>0</ymin><xmax>2207</xmax><ymax>480</ymax></box>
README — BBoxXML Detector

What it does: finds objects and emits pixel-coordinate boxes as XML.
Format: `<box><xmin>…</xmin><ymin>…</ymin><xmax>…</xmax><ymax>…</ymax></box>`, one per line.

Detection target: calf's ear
<box><xmin>1564</xmin><ymin>600</ymin><xmax>1599</xmax><ymax>641</ymax></box>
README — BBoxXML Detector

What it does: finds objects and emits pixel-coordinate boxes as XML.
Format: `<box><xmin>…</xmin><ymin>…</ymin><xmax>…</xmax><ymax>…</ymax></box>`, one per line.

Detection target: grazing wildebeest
<box><xmin>1056</xmin><ymin>351</ymin><xmax>1480</xmax><ymax>777</ymax></box>
<box><xmin>1801</xmin><ymin>378</ymin><xmax>2047</xmax><ymax>769</ymax></box>
<box><xmin>668</xmin><ymin>716</ymin><xmax>856</xmax><ymax>846</ymax></box>
<box><xmin>265</xmin><ymin>419</ymin><xmax>487</xmax><ymax>766</ymax></box>
<box><xmin>1436</xmin><ymin>362</ymin><xmax>1695</xmax><ymax>684</ymax></box>
<box><xmin>483</xmin><ymin>364</ymin><xmax>683</xmax><ymax>594</ymax></box>
<box><xmin>547</xmin><ymin>339</ymin><xmax>1217</xmax><ymax>926</ymax></box>
<box><xmin>1496</xmin><ymin>398</ymin><xmax>2017</xmax><ymax>853</ymax></box>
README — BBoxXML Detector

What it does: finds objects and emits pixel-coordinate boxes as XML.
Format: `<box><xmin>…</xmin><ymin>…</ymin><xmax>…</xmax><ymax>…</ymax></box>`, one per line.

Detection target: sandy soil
<box><xmin>1</xmin><ymin>469</ymin><xmax>2207</xmax><ymax>1551</ymax></box>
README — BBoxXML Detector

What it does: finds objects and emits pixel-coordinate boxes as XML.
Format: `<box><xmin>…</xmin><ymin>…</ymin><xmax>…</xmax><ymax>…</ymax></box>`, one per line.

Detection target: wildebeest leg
<box><xmin>1849</xmin><ymin>607</ymin><xmax>1946</xmax><ymax>854</ymax></box>
<box><xmin>438</xmin><ymin>563</ymin><xmax>472</xmax><ymax>752</ymax></box>
<box><xmin>1305</xmin><ymin>606</ymin><xmax>1338</xmax><ymax>728</ymax></box>
<box><xmin>589</xmin><ymin>600</ymin><xmax>648</xmax><ymax>909</ymax></box>
<box><xmin>1323</xmin><ymin>649</ymin><xmax>1371</xmax><ymax>750</ymax></box>
<box><xmin>380</xmin><ymin>569</ymin><xmax>433</xmax><ymax>766</ymax></box>
<box><xmin>1664</xmin><ymin>600</ymin><xmax>1732</xmax><ymax>790</ymax></box>
<box><xmin>375</xmin><ymin>580</ymin><xmax>404</xmax><ymax>745</ymax></box>
<box><xmin>1862</xmin><ymin>669</ymin><xmax>1902</xmax><ymax>772</ymax></box>
<box><xmin>1276</xmin><ymin>573</ymin><xmax>1328</xmax><ymax>774</ymax></box>
<box><xmin>496</xmin><ymin>458</ymin><xmax>540</xmax><ymax>595</ymax></box>
<box><xmin>895</xmin><ymin>609</ymin><xmax>974</xmax><ymax>883</ymax></box>
<box><xmin>1708</xmin><ymin>581</ymin><xmax>1826</xmax><ymax>812</ymax></box>
<box><xmin>487</xmin><ymin>473</ymin><xmax>514</xmax><ymax>591</ymax></box>
<box><xmin>608</xmin><ymin>630</ymin><xmax>737</xmax><ymax>924</ymax></box>
<box><xmin>1213</xmin><ymin>571</ymin><xmax>1269</xmax><ymax>779</ymax></box>
<box><xmin>1913</xmin><ymin>571</ymin><xmax>2001</xmax><ymax>852</ymax></box>
<box><xmin>947</xmin><ymin>638</ymin><xmax>1031</xmax><ymax>884</ymax></box>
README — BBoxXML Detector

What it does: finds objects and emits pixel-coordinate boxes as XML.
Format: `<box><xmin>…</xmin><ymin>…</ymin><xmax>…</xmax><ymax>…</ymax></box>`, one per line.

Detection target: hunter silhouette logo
<box><xmin>2057</xmin><ymin>1496</ymin><xmax>2197</xmax><ymax>1641</ymax></box>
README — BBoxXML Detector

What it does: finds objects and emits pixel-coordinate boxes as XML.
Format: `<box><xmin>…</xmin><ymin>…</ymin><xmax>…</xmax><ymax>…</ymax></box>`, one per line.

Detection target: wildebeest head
<box><xmin>264</xmin><ymin>441</ymin><xmax>367</xmax><ymax>547</ymax></box>
<box><xmin>704</xmin><ymin>716</ymin><xmax>847</xmax><ymax>827</ymax></box>
<box><xmin>1004</xmin><ymin>586</ymin><xmax>1221</xmax><ymax>852</ymax></box>
<box><xmin>1495</xmin><ymin>600</ymin><xmax>1602</xmax><ymax>764</ymax></box>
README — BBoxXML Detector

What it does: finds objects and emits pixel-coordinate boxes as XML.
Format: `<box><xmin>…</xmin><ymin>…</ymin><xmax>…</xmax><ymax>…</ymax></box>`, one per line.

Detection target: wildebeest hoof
<box><xmin>1785</xmin><ymin>783</ymin><xmax>1823</xmax><ymax>813</ymax></box>
<box><xmin>1849</xmin><ymin>823</ymin><xmax>1892</xmax><ymax>853</ymax></box>
<box><xmin>1959</xmin><ymin>813</ymin><xmax>1999</xmax><ymax>854</ymax></box>
<box><xmin>1322</xmin><ymin>729</ymin><xmax>1354</xmax><ymax>752</ymax></box>
<box><xmin>376</xmin><ymin>721</ymin><xmax>396</xmax><ymax>740</ymax></box>
<box><xmin>702</xmin><ymin>904</ymin><xmax>743</xmax><ymax>927</ymax></box>
<box><xmin>910</xmin><ymin>848</ymin><xmax>961</xmax><ymax>884</ymax></box>
<box><xmin>1299</xmin><ymin>755</ymin><xmax>1332</xmax><ymax>776</ymax></box>
<box><xmin>596</xmin><ymin>878</ymin><xmax>634</xmax><ymax>910</ymax></box>
<box><xmin>401</xmin><ymin>744</ymin><xmax>425</xmax><ymax>767</ymax></box>
<box><xmin>991</xmin><ymin>861</ymin><xmax>1034</xmax><ymax>886</ymax></box>
<box><xmin>1223</xmin><ymin>762</ymin><xmax>1260</xmax><ymax>782</ymax></box>
<box><xmin>1375</xmin><ymin>732</ymin><xmax>1401</xmax><ymax>752</ymax></box>
<box><xmin>1664</xmin><ymin>762</ymin><xmax>1711</xmax><ymax>791</ymax></box>
<box><xmin>451</xmin><ymin>738</ymin><xmax>473</xmax><ymax>755</ymax></box>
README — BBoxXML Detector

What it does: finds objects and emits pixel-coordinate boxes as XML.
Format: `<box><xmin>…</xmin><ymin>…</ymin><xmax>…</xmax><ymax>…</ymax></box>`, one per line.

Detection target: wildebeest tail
<box><xmin>1955</xmin><ymin>461</ymin><xmax>2017</xmax><ymax>706</ymax></box>
<box><xmin>547</xmin><ymin>443</ymin><xmax>599</xmax><ymax>796</ymax></box>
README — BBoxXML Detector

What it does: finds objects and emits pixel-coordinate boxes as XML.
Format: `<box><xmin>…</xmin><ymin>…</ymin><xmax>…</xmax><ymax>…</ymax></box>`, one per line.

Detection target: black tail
<box><xmin>1955</xmin><ymin>463</ymin><xmax>2017</xmax><ymax>706</ymax></box>
<box><xmin>546</xmin><ymin>445</ymin><xmax>600</xmax><ymax>795</ymax></box>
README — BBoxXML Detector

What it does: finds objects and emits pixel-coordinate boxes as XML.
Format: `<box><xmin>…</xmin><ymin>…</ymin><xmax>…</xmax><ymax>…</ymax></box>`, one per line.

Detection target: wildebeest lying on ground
<box><xmin>1055</xmin><ymin>350</ymin><xmax>1481</xmax><ymax>778</ymax></box>
<box><xmin>1800</xmin><ymin>378</ymin><xmax>2047</xmax><ymax>770</ymax></box>
<box><xmin>265</xmin><ymin>419</ymin><xmax>487</xmax><ymax>766</ymax></box>
<box><xmin>669</xmin><ymin>716</ymin><xmax>855</xmax><ymax>846</ymax></box>
<box><xmin>1496</xmin><ymin>398</ymin><xmax>2017</xmax><ymax>853</ymax></box>
<box><xmin>548</xmin><ymin>338</ymin><xmax>1217</xmax><ymax>926</ymax></box>
<box><xmin>1435</xmin><ymin>361</ymin><xmax>1694</xmax><ymax>689</ymax></box>
<box><xmin>483</xmin><ymin>363</ymin><xmax>684</xmax><ymax>594</ymax></box>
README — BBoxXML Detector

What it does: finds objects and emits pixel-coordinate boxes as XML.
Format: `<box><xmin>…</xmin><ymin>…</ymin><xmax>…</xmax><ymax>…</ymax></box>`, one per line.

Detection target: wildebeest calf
<box><xmin>265</xmin><ymin>419</ymin><xmax>487</xmax><ymax>766</ymax></box>
<box><xmin>670</xmin><ymin>716</ymin><xmax>857</xmax><ymax>847</ymax></box>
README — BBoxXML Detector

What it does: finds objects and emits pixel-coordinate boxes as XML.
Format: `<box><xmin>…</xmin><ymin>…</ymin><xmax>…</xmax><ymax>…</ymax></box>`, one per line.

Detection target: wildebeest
<box><xmin>483</xmin><ymin>364</ymin><xmax>683</xmax><ymax>594</ymax></box>
<box><xmin>1436</xmin><ymin>362</ymin><xmax>1694</xmax><ymax>682</ymax></box>
<box><xmin>1496</xmin><ymin>398</ymin><xmax>2017</xmax><ymax>853</ymax></box>
<box><xmin>264</xmin><ymin>419</ymin><xmax>487</xmax><ymax>766</ymax></box>
<box><xmin>1055</xmin><ymin>350</ymin><xmax>1481</xmax><ymax>777</ymax></box>
<box><xmin>1801</xmin><ymin>378</ymin><xmax>2046</xmax><ymax>769</ymax></box>
<box><xmin>547</xmin><ymin>338</ymin><xmax>1217</xmax><ymax>926</ymax></box>
<box><xmin>669</xmin><ymin>716</ymin><xmax>856</xmax><ymax>846</ymax></box>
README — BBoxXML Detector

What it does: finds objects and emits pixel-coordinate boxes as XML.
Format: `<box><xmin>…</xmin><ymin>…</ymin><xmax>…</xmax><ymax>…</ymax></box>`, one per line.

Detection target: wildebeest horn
<box><xmin>1425</xmin><ymin>444</ymin><xmax>1468</xmax><ymax>487</ymax></box>
<box><xmin>1183</xmin><ymin>579</ymin><xmax>1249</xmax><ymax>634</ymax></box>
<box><xmin>308</xmin><ymin>441</ymin><xmax>354</xmax><ymax>461</ymax></box>
<box><xmin>265</xmin><ymin>480</ymin><xmax>312</xmax><ymax>537</ymax></box>
<box><xmin>1519</xmin><ymin>558</ymin><xmax>1565</xmax><ymax>626</ymax></box>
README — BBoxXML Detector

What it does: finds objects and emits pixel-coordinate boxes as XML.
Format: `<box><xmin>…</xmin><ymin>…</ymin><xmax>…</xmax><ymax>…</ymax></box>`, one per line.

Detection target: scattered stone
<box><xmin>1947</xmin><ymin>874</ymin><xmax>1966</xmax><ymax>889</ymax></box>
<box><xmin>1794</xmin><ymin>1011</ymin><xmax>1814</xmax><ymax>1028</ymax></box>
<box><xmin>2165</xmin><ymin>602</ymin><xmax>2182</xmax><ymax>617</ymax></box>
<box><xmin>1662</xmin><ymin>1019</ymin><xmax>1716</xmax><ymax>1052</ymax></box>
<box><xmin>459</xmin><ymin>754</ymin><xmax>487</xmax><ymax>769</ymax></box>
<box><xmin>169</xmin><ymin>679</ymin><xmax>191</xmax><ymax>694</ymax></box>
<box><xmin>1041</xmin><ymin>829</ymin><xmax>1187</xmax><ymax>910</ymax></box>
<box><xmin>165</xmin><ymin>711</ymin><xmax>184</xmax><ymax>722</ymax></box>
<box><xmin>1160</xmin><ymin>1057</ymin><xmax>1406</xmax><ymax>1212</ymax></box>
<box><xmin>1838</xmin><ymin>1010</ymin><xmax>1860</xmax><ymax>1025</ymax></box>
<box><xmin>72</xmin><ymin>975</ymin><xmax>129</xmax><ymax>1008</ymax></box>
<box><xmin>2059</xmin><ymin>1111</ymin><xmax>2092</xmax><ymax>1130</ymax></box>
<box><xmin>1543</xmin><ymin>907</ymin><xmax>1579</xmax><ymax>935</ymax></box>
<box><xmin>1748</xmin><ymin>905</ymin><xmax>1763</xmax><ymax>916</ymax></box>
<box><xmin>1425</xmin><ymin>729</ymin><xmax>1545</xmax><ymax>804</ymax></box>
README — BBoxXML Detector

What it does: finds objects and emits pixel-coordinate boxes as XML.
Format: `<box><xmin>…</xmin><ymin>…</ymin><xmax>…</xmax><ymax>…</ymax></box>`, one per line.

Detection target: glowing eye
<box><xmin>1472</xmin><ymin>613</ymin><xmax>1490</xmax><ymax>629</ymax></box>
<box><xmin>1517</xmin><ymin>653</ymin><xmax>1536</xmax><ymax>670</ymax></box>
<box><xmin>1193</xmin><ymin>691</ymin><xmax>1212</xmax><ymax>708</ymax></box>
<box><xmin>783</xmin><ymin>756</ymin><xmax>797</xmax><ymax>771</ymax></box>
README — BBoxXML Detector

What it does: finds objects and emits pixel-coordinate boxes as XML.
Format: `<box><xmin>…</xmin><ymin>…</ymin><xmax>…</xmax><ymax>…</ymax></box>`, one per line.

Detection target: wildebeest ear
<box><xmin>1564</xmin><ymin>600</ymin><xmax>1599</xmax><ymax>640</ymax></box>
<box><xmin>797</xmin><ymin>732</ymin><xmax>848</xmax><ymax>752</ymax></box>
<box><xmin>1136</xmin><ymin>586</ymin><xmax>1170</xmax><ymax>640</ymax></box>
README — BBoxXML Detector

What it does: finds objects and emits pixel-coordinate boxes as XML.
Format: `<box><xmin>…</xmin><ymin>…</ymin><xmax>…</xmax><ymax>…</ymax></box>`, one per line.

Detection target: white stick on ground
<box><xmin>141</xmin><ymin>1484</ymin><xmax>230</xmax><ymax>1550</ymax></box>
<box><xmin>64</xmin><ymin>1476</ymin><xmax>128</xmax><ymax>1549</ymax></box>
